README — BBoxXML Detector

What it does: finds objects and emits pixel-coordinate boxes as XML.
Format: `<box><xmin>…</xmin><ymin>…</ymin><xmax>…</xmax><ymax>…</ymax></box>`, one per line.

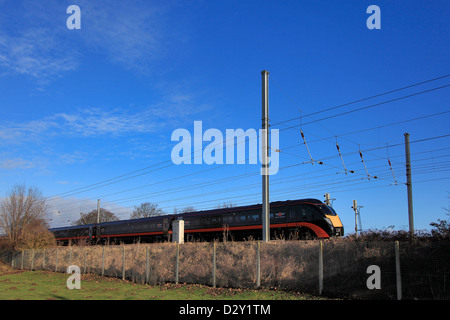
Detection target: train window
<box><xmin>239</xmin><ymin>215</ymin><xmax>247</xmax><ymax>222</ymax></box>
<box><xmin>289</xmin><ymin>209</ymin><xmax>296</xmax><ymax>218</ymax></box>
<box><xmin>319</xmin><ymin>205</ymin><xmax>337</xmax><ymax>216</ymax></box>
<box><xmin>293</xmin><ymin>205</ymin><xmax>307</xmax><ymax>218</ymax></box>
<box><xmin>210</xmin><ymin>216</ymin><xmax>221</xmax><ymax>225</ymax></box>
<box><xmin>223</xmin><ymin>215</ymin><xmax>234</xmax><ymax>224</ymax></box>
<box><xmin>189</xmin><ymin>217</ymin><xmax>199</xmax><ymax>226</ymax></box>
<box><xmin>249</xmin><ymin>213</ymin><xmax>261</xmax><ymax>221</ymax></box>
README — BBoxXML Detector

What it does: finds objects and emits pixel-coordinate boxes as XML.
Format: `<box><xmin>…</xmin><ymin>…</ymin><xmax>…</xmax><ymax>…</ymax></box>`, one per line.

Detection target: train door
<box><xmin>162</xmin><ymin>217</ymin><xmax>171</xmax><ymax>241</ymax></box>
<box><xmin>88</xmin><ymin>226</ymin><xmax>93</xmax><ymax>239</ymax></box>
<box><xmin>163</xmin><ymin>218</ymin><xmax>169</xmax><ymax>233</ymax></box>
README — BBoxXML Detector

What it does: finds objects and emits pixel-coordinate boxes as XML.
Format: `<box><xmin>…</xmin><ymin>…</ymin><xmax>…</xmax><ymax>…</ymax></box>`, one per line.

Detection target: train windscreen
<box><xmin>319</xmin><ymin>205</ymin><xmax>337</xmax><ymax>216</ymax></box>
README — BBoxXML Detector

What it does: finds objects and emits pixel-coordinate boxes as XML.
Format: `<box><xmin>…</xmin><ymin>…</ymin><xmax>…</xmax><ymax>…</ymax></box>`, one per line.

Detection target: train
<box><xmin>50</xmin><ymin>198</ymin><xmax>344</xmax><ymax>244</ymax></box>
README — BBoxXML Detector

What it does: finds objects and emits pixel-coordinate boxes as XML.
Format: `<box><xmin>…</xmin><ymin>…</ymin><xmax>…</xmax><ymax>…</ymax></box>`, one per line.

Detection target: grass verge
<box><xmin>0</xmin><ymin>263</ymin><xmax>331</xmax><ymax>300</ymax></box>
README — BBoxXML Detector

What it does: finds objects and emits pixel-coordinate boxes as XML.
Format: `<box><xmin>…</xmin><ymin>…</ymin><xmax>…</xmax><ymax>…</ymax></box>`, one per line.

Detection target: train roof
<box><xmin>181</xmin><ymin>198</ymin><xmax>325</xmax><ymax>217</ymax></box>
<box><xmin>50</xmin><ymin>223</ymin><xmax>96</xmax><ymax>231</ymax></box>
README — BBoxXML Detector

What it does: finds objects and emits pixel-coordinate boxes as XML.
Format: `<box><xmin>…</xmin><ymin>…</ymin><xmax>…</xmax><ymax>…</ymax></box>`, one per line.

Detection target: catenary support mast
<box><xmin>404</xmin><ymin>133</ymin><xmax>414</xmax><ymax>236</ymax></box>
<box><xmin>261</xmin><ymin>70</ymin><xmax>270</xmax><ymax>242</ymax></box>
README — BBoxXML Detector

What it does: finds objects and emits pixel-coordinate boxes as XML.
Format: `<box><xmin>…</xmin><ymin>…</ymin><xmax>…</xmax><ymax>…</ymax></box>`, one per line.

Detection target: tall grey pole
<box><xmin>404</xmin><ymin>133</ymin><xmax>414</xmax><ymax>236</ymax></box>
<box><xmin>97</xmin><ymin>199</ymin><xmax>100</xmax><ymax>224</ymax></box>
<box><xmin>261</xmin><ymin>70</ymin><xmax>270</xmax><ymax>242</ymax></box>
<box><xmin>352</xmin><ymin>200</ymin><xmax>358</xmax><ymax>237</ymax></box>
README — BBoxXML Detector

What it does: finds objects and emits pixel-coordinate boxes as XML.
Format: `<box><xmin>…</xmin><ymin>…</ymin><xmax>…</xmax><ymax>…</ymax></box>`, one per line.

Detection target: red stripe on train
<box><xmin>56</xmin><ymin>222</ymin><xmax>329</xmax><ymax>240</ymax></box>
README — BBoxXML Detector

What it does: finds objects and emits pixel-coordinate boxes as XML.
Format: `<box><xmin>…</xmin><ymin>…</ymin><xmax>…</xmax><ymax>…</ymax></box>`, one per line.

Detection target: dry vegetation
<box><xmin>3</xmin><ymin>232</ymin><xmax>450</xmax><ymax>300</ymax></box>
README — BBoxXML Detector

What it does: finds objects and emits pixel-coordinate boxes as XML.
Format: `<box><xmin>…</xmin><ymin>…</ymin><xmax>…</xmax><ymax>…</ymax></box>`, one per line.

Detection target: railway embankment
<box><xmin>2</xmin><ymin>238</ymin><xmax>449</xmax><ymax>300</ymax></box>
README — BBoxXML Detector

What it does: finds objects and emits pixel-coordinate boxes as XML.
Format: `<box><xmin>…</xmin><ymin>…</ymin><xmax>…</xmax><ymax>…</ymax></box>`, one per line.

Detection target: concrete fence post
<box><xmin>31</xmin><ymin>249</ymin><xmax>34</xmax><ymax>271</ymax></box>
<box><xmin>212</xmin><ymin>242</ymin><xmax>216</xmax><ymax>288</ymax></box>
<box><xmin>55</xmin><ymin>247</ymin><xmax>58</xmax><ymax>272</ymax></box>
<box><xmin>319</xmin><ymin>241</ymin><xmax>324</xmax><ymax>295</ymax></box>
<box><xmin>122</xmin><ymin>246</ymin><xmax>126</xmax><ymax>281</ymax></box>
<box><xmin>175</xmin><ymin>243</ymin><xmax>180</xmax><ymax>284</ymax></box>
<box><xmin>146</xmin><ymin>246</ymin><xmax>150</xmax><ymax>284</ymax></box>
<box><xmin>256</xmin><ymin>241</ymin><xmax>261</xmax><ymax>288</ymax></box>
<box><xmin>395</xmin><ymin>241</ymin><xmax>402</xmax><ymax>300</ymax></box>
<box><xmin>83</xmin><ymin>248</ymin><xmax>87</xmax><ymax>274</ymax></box>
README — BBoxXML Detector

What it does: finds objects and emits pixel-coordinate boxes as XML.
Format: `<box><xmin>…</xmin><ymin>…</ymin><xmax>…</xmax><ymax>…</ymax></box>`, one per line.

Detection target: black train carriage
<box><xmin>51</xmin><ymin>224</ymin><xmax>96</xmax><ymax>244</ymax></box>
<box><xmin>50</xmin><ymin>198</ymin><xmax>344</xmax><ymax>244</ymax></box>
<box><xmin>182</xmin><ymin>198</ymin><xmax>343</xmax><ymax>241</ymax></box>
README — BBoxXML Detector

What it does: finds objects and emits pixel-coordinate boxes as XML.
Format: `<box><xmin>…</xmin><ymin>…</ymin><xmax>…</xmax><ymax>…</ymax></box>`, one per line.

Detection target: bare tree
<box><xmin>174</xmin><ymin>206</ymin><xmax>196</xmax><ymax>214</ymax></box>
<box><xmin>430</xmin><ymin>193</ymin><xmax>450</xmax><ymax>238</ymax></box>
<box><xmin>72</xmin><ymin>208</ymin><xmax>119</xmax><ymax>225</ymax></box>
<box><xmin>130</xmin><ymin>202</ymin><xmax>164</xmax><ymax>219</ymax></box>
<box><xmin>0</xmin><ymin>184</ymin><xmax>53</xmax><ymax>248</ymax></box>
<box><xmin>216</xmin><ymin>201</ymin><xmax>236</xmax><ymax>209</ymax></box>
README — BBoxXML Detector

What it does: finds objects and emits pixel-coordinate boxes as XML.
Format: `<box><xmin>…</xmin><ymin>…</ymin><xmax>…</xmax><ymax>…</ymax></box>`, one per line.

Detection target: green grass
<box><xmin>0</xmin><ymin>270</ymin><xmax>331</xmax><ymax>300</ymax></box>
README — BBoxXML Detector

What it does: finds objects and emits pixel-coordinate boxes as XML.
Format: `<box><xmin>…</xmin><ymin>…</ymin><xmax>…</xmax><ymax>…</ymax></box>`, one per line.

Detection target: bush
<box><xmin>16</xmin><ymin>223</ymin><xmax>55</xmax><ymax>250</ymax></box>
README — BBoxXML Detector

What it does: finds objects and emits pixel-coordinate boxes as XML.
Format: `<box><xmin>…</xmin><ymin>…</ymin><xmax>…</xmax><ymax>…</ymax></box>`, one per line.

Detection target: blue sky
<box><xmin>0</xmin><ymin>0</ymin><xmax>449</xmax><ymax>234</ymax></box>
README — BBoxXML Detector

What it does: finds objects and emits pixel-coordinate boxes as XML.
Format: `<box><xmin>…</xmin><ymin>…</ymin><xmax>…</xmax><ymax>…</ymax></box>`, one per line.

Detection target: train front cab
<box><xmin>280</xmin><ymin>201</ymin><xmax>344</xmax><ymax>239</ymax></box>
<box><xmin>321</xmin><ymin>205</ymin><xmax>344</xmax><ymax>237</ymax></box>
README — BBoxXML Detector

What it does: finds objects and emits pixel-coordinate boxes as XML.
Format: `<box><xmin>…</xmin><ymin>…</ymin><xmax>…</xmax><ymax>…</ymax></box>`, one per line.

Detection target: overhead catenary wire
<box><xmin>276</xmin><ymin>84</ymin><xmax>450</xmax><ymax>132</ymax></box>
<box><xmin>49</xmin><ymin>133</ymin><xmax>450</xmax><ymax>219</ymax></box>
<box><xmin>43</xmin><ymin>71</ymin><xmax>450</xmax><ymax>225</ymax></box>
<box><xmin>271</xmin><ymin>74</ymin><xmax>450</xmax><ymax>127</ymax></box>
<box><xmin>282</xmin><ymin>109</ymin><xmax>450</xmax><ymax>153</ymax></box>
<box><xmin>46</xmin><ymin>75</ymin><xmax>449</xmax><ymax>202</ymax></box>
<box><xmin>50</xmin><ymin>148</ymin><xmax>450</xmax><ymax>222</ymax></box>
<box><xmin>49</xmin><ymin>169</ymin><xmax>450</xmax><ymax>226</ymax></box>
<box><xmin>46</xmin><ymin>80</ymin><xmax>450</xmax><ymax>202</ymax></box>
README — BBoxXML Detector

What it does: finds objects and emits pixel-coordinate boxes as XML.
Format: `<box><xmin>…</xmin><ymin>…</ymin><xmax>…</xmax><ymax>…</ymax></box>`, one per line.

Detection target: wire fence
<box><xmin>4</xmin><ymin>240</ymin><xmax>450</xmax><ymax>300</ymax></box>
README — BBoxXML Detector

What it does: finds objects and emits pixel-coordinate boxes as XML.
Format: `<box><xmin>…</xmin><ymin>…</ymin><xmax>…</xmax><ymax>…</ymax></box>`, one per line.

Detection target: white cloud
<box><xmin>46</xmin><ymin>196</ymin><xmax>133</xmax><ymax>228</ymax></box>
<box><xmin>0</xmin><ymin>0</ymin><xmax>180</xmax><ymax>83</ymax></box>
<box><xmin>0</xmin><ymin>28</ymin><xmax>78</xmax><ymax>84</ymax></box>
<box><xmin>0</xmin><ymin>87</ymin><xmax>211</xmax><ymax>145</ymax></box>
<box><xmin>0</xmin><ymin>157</ymin><xmax>35</xmax><ymax>169</ymax></box>
<box><xmin>0</xmin><ymin>108</ymin><xmax>149</xmax><ymax>143</ymax></box>
<box><xmin>79</xmin><ymin>0</ymin><xmax>166</xmax><ymax>72</ymax></box>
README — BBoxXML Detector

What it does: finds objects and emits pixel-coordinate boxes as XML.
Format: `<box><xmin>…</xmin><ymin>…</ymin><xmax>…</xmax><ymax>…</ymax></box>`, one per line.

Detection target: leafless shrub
<box><xmin>0</xmin><ymin>184</ymin><xmax>55</xmax><ymax>250</ymax></box>
<box><xmin>215</xmin><ymin>242</ymin><xmax>257</xmax><ymax>288</ymax></box>
<box><xmin>179</xmin><ymin>242</ymin><xmax>212</xmax><ymax>285</ymax></box>
<box><xmin>261</xmin><ymin>241</ymin><xmax>318</xmax><ymax>291</ymax></box>
<box><xmin>11</xmin><ymin>237</ymin><xmax>449</xmax><ymax>299</ymax></box>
